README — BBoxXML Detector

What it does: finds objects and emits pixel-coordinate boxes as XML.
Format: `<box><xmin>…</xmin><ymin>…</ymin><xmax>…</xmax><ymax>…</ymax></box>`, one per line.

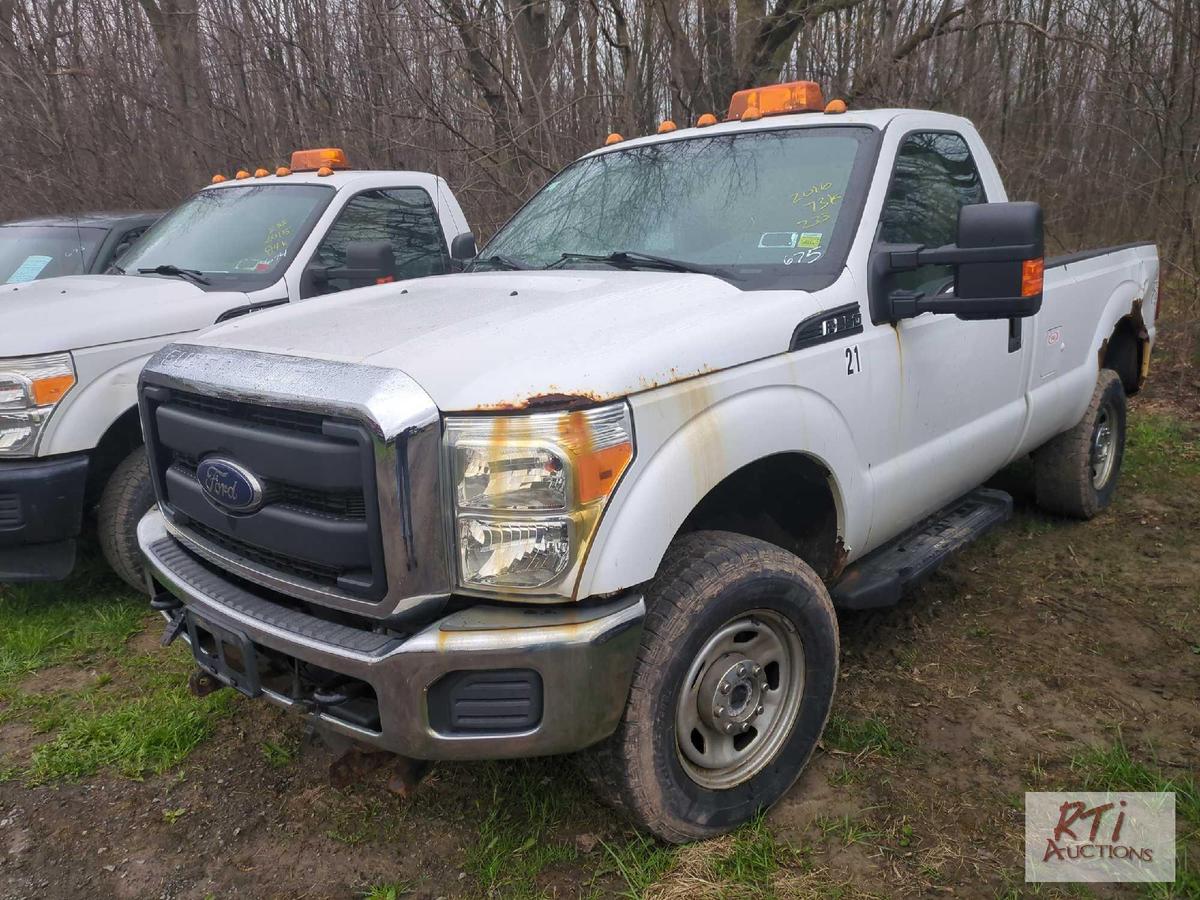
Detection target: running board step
<box><xmin>830</xmin><ymin>488</ymin><xmax>1013</xmax><ymax>610</ymax></box>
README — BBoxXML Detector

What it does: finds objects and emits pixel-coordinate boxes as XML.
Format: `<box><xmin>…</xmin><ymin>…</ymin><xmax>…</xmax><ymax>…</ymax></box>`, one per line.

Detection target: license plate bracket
<box><xmin>185</xmin><ymin>611</ymin><xmax>262</xmax><ymax>698</ymax></box>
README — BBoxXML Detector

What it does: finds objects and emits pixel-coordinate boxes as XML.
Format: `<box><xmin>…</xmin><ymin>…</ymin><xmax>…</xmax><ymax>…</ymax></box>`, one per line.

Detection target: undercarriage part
<box><xmin>187</xmin><ymin>668</ymin><xmax>224</xmax><ymax>697</ymax></box>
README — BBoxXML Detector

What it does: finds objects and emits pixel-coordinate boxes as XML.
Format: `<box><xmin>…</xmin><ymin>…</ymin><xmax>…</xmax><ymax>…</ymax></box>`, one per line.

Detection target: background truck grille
<box><xmin>142</xmin><ymin>385</ymin><xmax>387</xmax><ymax>600</ymax></box>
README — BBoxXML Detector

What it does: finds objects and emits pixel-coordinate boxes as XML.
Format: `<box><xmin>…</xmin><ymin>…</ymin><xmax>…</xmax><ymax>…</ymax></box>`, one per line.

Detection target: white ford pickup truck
<box><xmin>135</xmin><ymin>83</ymin><xmax>1158</xmax><ymax>842</ymax></box>
<box><xmin>0</xmin><ymin>150</ymin><xmax>473</xmax><ymax>589</ymax></box>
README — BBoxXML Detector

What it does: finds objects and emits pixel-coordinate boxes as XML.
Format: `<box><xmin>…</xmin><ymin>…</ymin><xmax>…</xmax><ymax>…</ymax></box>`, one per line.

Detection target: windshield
<box><xmin>117</xmin><ymin>184</ymin><xmax>334</xmax><ymax>291</ymax></box>
<box><xmin>480</xmin><ymin>125</ymin><xmax>877</xmax><ymax>288</ymax></box>
<box><xmin>0</xmin><ymin>225</ymin><xmax>107</xmax><ymax>282</ymax></box>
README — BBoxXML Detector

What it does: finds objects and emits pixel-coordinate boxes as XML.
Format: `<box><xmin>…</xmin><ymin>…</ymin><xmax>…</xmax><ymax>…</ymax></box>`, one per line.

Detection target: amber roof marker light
<box><xmin>604</xmin><ymin>132</ymin><xmax>624</xmax><ymax>146</ymax></box>
<box><xmin>727</xmin><ymin>80</ymin><xmax>825</xmax><ymax>121</ymax></box>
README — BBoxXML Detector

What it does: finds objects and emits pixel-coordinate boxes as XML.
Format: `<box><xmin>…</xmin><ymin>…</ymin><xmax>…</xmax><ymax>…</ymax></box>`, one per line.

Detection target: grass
<box><xmin>261</xmin><ymin>736</ymin><xmax>299</xmax><ymax>769</ymax></box>
<box><xmin>0</xmin><ymin>555</ymin><xmax>237</xmax><ymax>782</ymax></box>
<box><xmin>1123</xmin><ymin>413</ymin><xmax>1200</xmax><ymax>483</ymax></box>
<box><xmin>1069</xmin><ymin>736</ymin><xmax>1200</xmax><ymax>897</ymax></box>
<box><xmin>0</xmin><ymin>559</ymin><xmax>145</xmax><ymax>693</ymax></box>
<box><xmin>815</xmin><ymin>813</ymin><xmax>885</xmax><ymax>847</ymax></box>
<box><xmin>461</xmin><ymin>760</ymin><xmax>588</xmax><ymax>897</ymax></box>
<box><xmin>822</xmin><ymin>713</ymin><xmax>908</xmax><ymax>759</ymax></box>
<box><xmin>23</xmin><ymin>647</ymin><xmax>236</xmax><ymax>781</ymax></box>
<box><xmin>600</xmin><ymin>832</ymin><xmax>678</xmax><ymax>898</ymax></box>
<box><xmin>359</xmin><ymin>880</ymin><xmax>413</xmax><ymax>900</ymax></box>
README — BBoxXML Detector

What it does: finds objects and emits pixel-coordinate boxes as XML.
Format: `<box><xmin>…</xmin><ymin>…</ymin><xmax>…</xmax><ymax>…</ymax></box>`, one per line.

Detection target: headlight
<box><xmin>0</xmin><ymin>353</ymin><xmax>76</xmax><ymax>456</ymax></box>
<box><xmin>446</xmin><ymin>403</ymin><xmax>634</xmax><ymax>593</ymax></box>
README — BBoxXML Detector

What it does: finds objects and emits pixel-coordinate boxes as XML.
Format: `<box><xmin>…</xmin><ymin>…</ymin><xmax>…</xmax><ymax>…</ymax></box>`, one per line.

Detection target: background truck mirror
<box><xmin>450</xmin><ymin>232</ymin><xmax>477</xmax><ymax>261</ymax></box>
<box><xmin>867</xmin><ymin>201</ymin><xmax>1045</xmax><ymax>326</ymax></box>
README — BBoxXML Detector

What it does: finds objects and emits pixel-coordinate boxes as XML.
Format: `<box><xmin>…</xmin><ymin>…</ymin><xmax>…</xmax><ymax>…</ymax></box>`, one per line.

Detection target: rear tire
<box><xmin>580</xmin><ymin>531</ymin><xmax>839</xmax><ymax>843</ymax></box>
<box><xmin>1033</xmin><ymin>369</ymin><xmax>1126</xmax><ymax>519</ymax></box>
<box><xmin>98</xmin><ymin>446</ymin><xmax>156</xmax><ymax>594</ymax></box>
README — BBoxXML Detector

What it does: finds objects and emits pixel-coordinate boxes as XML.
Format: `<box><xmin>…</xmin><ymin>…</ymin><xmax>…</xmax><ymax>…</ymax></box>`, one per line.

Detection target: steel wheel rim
<box><xmin>1091</xmin><ymin>402</ymin><xmax>1117</xmax><ymax>489</ymax></box>
<box><xmin>674</xmin><ymin>609</ymin><xmax>805</xmax><ymax>790</ymax></box>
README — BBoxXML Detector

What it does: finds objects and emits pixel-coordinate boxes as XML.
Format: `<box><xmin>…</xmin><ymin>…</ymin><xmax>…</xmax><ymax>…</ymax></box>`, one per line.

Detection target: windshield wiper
<box><xmin>137</xmin><ymin>264</ymin><xmax>211</xmax><ymax>285</ymax></box>
<box><xmin>550</xmin><ymin>250</ymin><xmax>721</xmax><ymax>276</ymax></box>
<box><xmin>469</xmin><ymin>254</ymin><xmax>529</xmax><ymax>271</ymax></box>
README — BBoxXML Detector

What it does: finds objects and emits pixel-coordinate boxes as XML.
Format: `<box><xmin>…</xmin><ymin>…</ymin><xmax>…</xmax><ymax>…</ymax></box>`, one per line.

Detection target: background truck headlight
<box><xmin>445</xmin><ymin>403</ymin><xmax>634</xmax><ymax>593</ymax></box>
<box><xmin>0</xmin><ymin>353</ymin><xmax>76</xmax><ymax>457</ymax></box>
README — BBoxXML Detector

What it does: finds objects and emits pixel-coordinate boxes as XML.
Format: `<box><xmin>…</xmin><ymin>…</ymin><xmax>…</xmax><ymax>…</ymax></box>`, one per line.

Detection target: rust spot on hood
<box><xmin>474</xmin><ymin>391</ymin><xmax>611</xmax><ymax>412</ymax></box>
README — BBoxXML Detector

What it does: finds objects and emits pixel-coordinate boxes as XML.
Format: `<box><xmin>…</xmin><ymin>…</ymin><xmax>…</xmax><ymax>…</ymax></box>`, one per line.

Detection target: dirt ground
<box><xmin>1</xmin><ymin>320</ymin><xmax>1197</xmax><ymax>899</ymax></box>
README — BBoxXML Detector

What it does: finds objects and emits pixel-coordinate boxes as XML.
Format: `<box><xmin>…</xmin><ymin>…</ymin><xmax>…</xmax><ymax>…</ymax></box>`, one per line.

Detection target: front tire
<box><xmin>581</xmin><ymin>531</ymin><xmax>839</xmax><ymax>843</ymax></box>
<box><xmin>1034</xmin><ymin>369</ymin><xmax>1126</xmax><ymax>519</ymax></box>
<box><xmin>98</xmin><ymin>446</ymin><xmax>156</xmax><ymax>594</ymax></box>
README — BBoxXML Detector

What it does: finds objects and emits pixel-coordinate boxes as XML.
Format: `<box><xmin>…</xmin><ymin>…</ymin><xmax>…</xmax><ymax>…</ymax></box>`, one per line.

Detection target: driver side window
<box><xmin>309</xmin><ymin>188</ymin><xmax>449</xmax><ymax>295</ymax></box>
<box><xmin>878</xmin><ymin>132</ymin><xmax>986</xmax><ymax>292</ymax></box>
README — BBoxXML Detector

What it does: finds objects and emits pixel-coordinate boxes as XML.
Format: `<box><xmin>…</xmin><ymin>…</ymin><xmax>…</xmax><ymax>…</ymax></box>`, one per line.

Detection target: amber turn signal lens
<box><xmin>577</xmin><ymin>442</ymin><xmax>633</xmax><ymax>505</ymax></box>
<box><xmin>31</xmin><ymin>373</ymin><xmax>76</xmax><ymax>406</ymax></box>
<box><xmin>1022</xmin><ymin>258</ymin><xmax>1045</xmax><ymax>297</ymax></box>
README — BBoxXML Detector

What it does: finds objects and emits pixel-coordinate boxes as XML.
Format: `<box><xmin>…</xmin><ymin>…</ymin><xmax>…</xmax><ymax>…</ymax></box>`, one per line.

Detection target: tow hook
<box><xmin>187</xmin><ymin>669</ymin><xmax>225</xmax><ymax>697</ymax></box>
<box><xmin>328</xmin><ymin>747</ymin><xmax>431</xmax><ymax>800</ymax></box>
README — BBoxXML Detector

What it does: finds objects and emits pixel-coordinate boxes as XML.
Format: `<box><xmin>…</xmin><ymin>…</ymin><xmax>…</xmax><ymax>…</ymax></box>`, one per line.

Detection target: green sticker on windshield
<box><xmin>797</xmin><ymin>232</ymin><xmax>823</xmax><ymax>249</ymax></box>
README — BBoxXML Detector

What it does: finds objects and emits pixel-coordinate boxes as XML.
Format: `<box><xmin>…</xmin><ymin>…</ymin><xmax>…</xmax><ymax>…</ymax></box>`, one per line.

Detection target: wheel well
<box><xmin>1102</xmin><ymin>316</ymin><xmax>1145</xmax><ymax>396</ymax></box>
<box><xmin>84</xmin><ymin>406</ymin><xmax>143</xmax><ymax>508</ymax></box>
<box><xmin>676</xmin><ymin>453</ymin><xmax>842</xmax><ymax>581</ymax></box>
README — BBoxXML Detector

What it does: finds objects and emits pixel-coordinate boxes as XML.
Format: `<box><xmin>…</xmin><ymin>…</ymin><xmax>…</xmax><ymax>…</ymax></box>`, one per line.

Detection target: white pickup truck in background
<box><xmin>0</xmin><ymin>150</ymin><xmax>474</xmax><ymax>589</ymax></box>
<box><xmin>135</xmin><ymin>84</ymin><xmax>1158</xmax><ymax>842</ymax></box>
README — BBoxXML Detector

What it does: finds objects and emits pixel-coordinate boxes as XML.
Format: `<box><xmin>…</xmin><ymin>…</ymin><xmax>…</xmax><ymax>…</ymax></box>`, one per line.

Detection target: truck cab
<box><xmin>0</xmin><ymin>211</ymin><xmax>160</xmax><ymax>283</ymax></box>
<box><xmin>0</xmin><ymin>150</ymin><xmax>473</xmax><ymax>587</ymax></box>
<box><xmin>135</xmin><ymin>88</ymin><xmax>1157</xmax><ymax>842</ymax></box>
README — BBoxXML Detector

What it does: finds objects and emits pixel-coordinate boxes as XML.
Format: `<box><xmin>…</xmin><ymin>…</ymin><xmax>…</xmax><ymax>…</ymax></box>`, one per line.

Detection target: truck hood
<box><xmin>0</xmin><ymin>275</ymin><xmax>250</xmax><ymax>356</ymax></box>
<box><xmin>197</xmin><ymin>270</ymin><xmax>827</xmax><ymax>412</ymax></box>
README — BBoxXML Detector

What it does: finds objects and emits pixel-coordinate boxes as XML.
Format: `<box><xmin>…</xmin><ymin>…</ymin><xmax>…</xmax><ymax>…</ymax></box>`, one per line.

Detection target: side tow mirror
<box><xmin>450</xmin><ymin>232</ymin><xmax>477</xmax><ymax>267</ymax></box>
<box><xmin>868</xmin><ymin>201</ymin><xmax>1045</xmax><ymax>327</ymax></box>
<box><xmin>315</xmin><ymin>240</ymin><xmax>398</xmax><ymax>290</ymax></box>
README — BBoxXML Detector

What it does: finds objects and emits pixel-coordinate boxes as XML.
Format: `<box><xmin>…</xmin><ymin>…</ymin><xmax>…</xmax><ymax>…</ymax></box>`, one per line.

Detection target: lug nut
<box><xmin>714</xmin><ymin>707</ymin><xmax>725</xmax><ymax>718</ymax></box>
<box><xmin>756</xmin><ymin>705</ymin><xmax>764</xmax><ymax>715</ymax></box>
<box><xmin>720</xmin><ymin>682</ymin><xmax>731</xmax><ymax>694</ymax></box>
<box><xmin>752</xmin><ymin>664</ymin><xmax>761</xmax><ymax>675</ymax></box>
<box><xmin>724</xmin><ymin>723</ymin><xmax>735</xmax><ymax>734</ymax></box>
<box><xmin>760</xmin><ymin>682</ymin><xmax>769</xmax><ymax>691</ymax></box>
<box><xmin>737</xmin><ymin>663</ymin><xmax>748</xmax><ymax>676</ymax></box>
<box><xmin>741</xmin><ymin>722</ymin><xmax>750</xmax><ymax>732</ymax></box>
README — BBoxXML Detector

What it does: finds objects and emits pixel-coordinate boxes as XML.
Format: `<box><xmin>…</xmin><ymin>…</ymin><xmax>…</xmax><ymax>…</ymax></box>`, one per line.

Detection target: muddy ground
<box><xmin>1</xmin><ymin>320</ymin><xmax>1196</xmax><ymax>899</ymax></box>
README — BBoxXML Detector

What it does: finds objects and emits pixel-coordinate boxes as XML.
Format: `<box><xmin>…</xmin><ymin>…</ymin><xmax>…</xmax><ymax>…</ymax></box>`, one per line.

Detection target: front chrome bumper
<box><xmin>138</xmin><ymin>507</ymin><xmax>644</xmax><ymax>760</ymax></box>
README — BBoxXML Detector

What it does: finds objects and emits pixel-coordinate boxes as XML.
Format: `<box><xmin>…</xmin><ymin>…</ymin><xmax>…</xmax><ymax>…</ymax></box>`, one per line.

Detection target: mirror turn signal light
<box><xmin>1022</xmin><ymin>258</ymin><xmax>1044</xmax><ymax>297</ymax></box>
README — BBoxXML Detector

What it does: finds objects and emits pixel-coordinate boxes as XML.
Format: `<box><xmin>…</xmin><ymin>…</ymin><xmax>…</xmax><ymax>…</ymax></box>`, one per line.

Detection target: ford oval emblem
<box><xmin>196</xmin><ymin>457</ymin><xmax>265</xmax><ymax>513</ymax></box>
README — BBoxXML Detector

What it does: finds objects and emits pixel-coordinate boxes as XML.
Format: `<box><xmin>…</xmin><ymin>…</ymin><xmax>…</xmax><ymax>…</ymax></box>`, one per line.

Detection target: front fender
<box><xmin>38</xmin><ymin>335</ymin><xmax>179</xmax><ymax>455</ymax></box>
<box><xmin>575</xmin><ymin>373</ymin><xmax>871</xmax><ymax>599</ymax></box>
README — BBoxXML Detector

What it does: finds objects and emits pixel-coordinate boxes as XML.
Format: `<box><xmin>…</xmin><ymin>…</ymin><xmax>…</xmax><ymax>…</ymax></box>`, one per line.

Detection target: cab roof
<box><xmin>200</xmin><ymin>169</ymin><xmax>449</xmax><ymax>193</ymax></box>
<box><xmin>583</xmin><ymin>107</ymin><xmax>973</xmax><ymax>159</ymax></box>
<box><xmin>0</xmin><ymin>211</ymin><xmax>161</xmax><ymax>229</ymax></box>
